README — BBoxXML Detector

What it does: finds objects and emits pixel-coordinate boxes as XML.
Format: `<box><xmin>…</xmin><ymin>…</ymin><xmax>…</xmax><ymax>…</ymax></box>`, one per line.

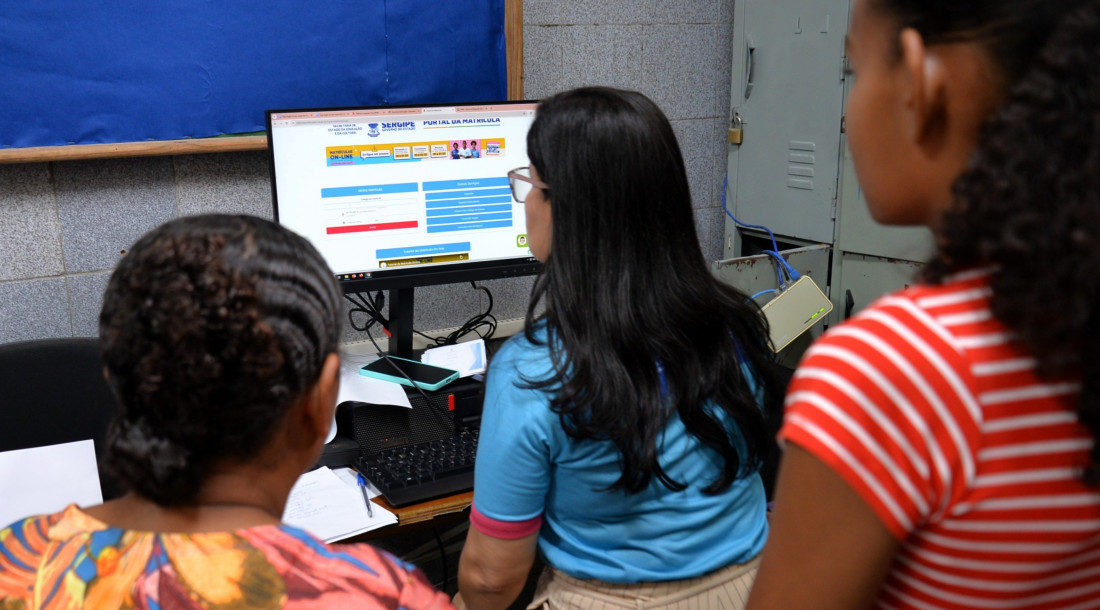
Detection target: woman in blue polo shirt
<box><xmin>456</xmin><ymin>87</ymin><xmax>778</xmax><ymax>610</ymax></box>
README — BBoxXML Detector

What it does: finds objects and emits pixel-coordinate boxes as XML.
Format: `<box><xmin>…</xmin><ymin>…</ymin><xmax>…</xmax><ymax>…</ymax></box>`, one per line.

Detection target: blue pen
<box><xmin>356</xmin><ymin>472</ymin><xmax>375</xmax><ymax>518</ymax></box>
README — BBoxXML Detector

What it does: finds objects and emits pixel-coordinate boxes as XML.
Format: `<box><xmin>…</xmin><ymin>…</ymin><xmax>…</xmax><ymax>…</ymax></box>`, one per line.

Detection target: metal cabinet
<box><xmin>720</xmin><ymin>0</ymin><xmax>933</xmax><ymax>330</ymax></box>
<box><xmin>830</xmin><ymin>129</ymin><xmax>933</xmax><ymax>317</ymax></box>
<box><xmin>725</xmin><ymin>0</ymin><xmax>848</xmax><ymax>245</ymax></box>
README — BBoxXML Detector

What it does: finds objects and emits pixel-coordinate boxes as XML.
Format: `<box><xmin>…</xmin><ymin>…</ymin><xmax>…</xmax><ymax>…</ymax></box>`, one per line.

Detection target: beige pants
<box><xmin>525</xmin><ymin>556</ymin><xmax>760</xmax><ymax>610</ymax></box>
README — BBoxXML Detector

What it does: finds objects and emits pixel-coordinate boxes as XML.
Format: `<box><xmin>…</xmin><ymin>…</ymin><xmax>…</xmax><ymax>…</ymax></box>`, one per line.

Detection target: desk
<box><xmin>331</xmin><ymin>368</ymin><xmax>483</xmax><ymax>539</ymax></box>
<box><xmin>285</xmin><ymin>465</ymin><xmax>472</xmax><ymax>543</ymax></box>
<box><xmin>377</xmin><ymin>491</ymin><xmax>473</xmax><ymax>527</ymax></box>
<box><xmin>333</xmin><ymin>339</ymin><xmax>505</xmax><ymax>541</ymax></box>
<box><xmin>349</xmin><ymin>491</ymin><xmax>473</xmax><ymax>543</ymax></box>
<box><xmin>344</xmin><ymin>490</ymin><xmax>479</xmax><ymax>599</ymax></box>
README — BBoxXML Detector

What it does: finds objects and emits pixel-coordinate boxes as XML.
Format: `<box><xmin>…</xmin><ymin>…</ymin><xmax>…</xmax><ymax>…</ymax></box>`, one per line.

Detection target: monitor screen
<box><xmin>266</xmin><ymin>100</ymin><xmax>542</xmax><ymax>293</ymax></box>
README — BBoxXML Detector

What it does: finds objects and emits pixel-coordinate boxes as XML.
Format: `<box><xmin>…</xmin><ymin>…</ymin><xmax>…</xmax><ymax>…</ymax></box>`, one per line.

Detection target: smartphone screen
<box><xmin>361</xmin><ymin>356</ymin><xmax>458</xmax><ymax>386</ymax></box>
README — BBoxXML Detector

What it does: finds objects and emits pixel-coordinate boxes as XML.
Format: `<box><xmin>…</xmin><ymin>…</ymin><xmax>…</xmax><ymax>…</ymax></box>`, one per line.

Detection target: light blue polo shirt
<box><xmin>472</xmin><ymin>326</ymin><xmax>768</xmax><ymax>583</ymax></box>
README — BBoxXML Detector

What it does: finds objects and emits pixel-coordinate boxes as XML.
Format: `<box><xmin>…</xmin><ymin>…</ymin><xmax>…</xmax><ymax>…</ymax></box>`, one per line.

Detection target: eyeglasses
<box><xmin>507</xmin><ymin>166</ymin><xmax>549</xmax><ymax>202</ymax></box>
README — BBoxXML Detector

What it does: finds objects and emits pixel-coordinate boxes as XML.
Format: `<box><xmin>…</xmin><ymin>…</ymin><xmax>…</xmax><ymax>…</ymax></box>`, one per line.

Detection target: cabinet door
<box><xmin>835</xmin><ymin>135</ymin><xmax>934</xmax><ymax>262</ymax></box>
<box><xmin>726</xmin><ymin>0</ymin><xmax>850</xmax><ymax>245</ymax></box>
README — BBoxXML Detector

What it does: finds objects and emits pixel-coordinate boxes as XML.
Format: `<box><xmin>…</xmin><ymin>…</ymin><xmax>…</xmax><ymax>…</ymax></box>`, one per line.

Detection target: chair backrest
<box><xmin>0</xmin><ymin>337</ymin><xmax>125</xmax><ymax>500</ymax></box>
<box><xmin>759</xmin><ymin>363</ymin><xmax>795</xmax><ymax>502</ymax></box>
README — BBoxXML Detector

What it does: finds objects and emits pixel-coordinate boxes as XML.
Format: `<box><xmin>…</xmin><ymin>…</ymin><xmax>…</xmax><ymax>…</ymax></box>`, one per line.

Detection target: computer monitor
<box><xmin>267</xmin><ymin>100</ymin><xmax>542</xmax><ymax>358</ymax></box>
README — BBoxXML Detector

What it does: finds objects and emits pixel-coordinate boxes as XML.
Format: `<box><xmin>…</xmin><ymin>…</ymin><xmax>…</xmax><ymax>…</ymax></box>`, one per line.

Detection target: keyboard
<box><xmin>354</xmin><ymin>428</ymin><xmax>479</xmax><ymax>507</ymax></box>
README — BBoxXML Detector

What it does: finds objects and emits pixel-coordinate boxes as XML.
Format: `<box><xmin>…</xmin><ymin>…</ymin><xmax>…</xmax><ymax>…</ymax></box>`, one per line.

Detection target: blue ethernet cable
<box><xmin>749</xmin><ymin>288</ymin><xmax>779</xmax><ymax>302</ymax></box>
<box><xmin>762</xmin><ymin>249</ymin><xmax>801</xmax><ymax>283</ymax></box>
<box><xmin>722</xmin><ymin>174</ymin><xmax>791</xmax><ymax>288</ymax></box>
<box><xmin>721</xmin><ymin>174</ymin><xmax>780</xmax><ymax>254</ymax></box>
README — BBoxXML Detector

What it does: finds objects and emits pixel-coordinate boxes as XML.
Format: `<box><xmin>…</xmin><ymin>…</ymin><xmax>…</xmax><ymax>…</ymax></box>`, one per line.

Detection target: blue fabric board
<box><xmin>383</xmin><ymin>0</ymin><xmax>507</xmax><ymax>105</ymax></box>
<box><xmin>0</xmin><ymin>2</ymin><xmax>506</xmax><ymax>149</ymax></box>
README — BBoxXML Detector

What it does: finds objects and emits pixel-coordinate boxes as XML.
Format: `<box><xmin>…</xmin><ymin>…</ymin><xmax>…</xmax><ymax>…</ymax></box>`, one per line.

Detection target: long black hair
<box><xmin>522</xmin><ymin>87</ymin><xmax>775</xmax><ymax>494</ymax></box>
<box><xmin>99</xmin><ymin>214</ymin><xmax>342</xmax><ymax>505</ymax></box>
<box><xmin>878</xmin><ymin>0</ymin><xmax>1100</xmax><ymax>480</ymax></box>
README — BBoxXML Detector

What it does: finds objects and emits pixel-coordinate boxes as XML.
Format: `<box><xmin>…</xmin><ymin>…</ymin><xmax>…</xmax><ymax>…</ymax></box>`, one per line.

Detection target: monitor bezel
<box><xmin>265</xmin><ymin>99</ymin><xmax>543</xmax><ymax>296</ymax></box>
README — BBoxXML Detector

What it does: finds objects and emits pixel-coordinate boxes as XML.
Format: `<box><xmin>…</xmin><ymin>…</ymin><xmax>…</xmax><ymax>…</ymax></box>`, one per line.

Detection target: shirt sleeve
<box><xmin>779</xmin><ymin>295</ymin><xmax>981</xmax><ymax>539</ymax></box>
<box><xmin>471</xmin><ymin>339</ymin><xmax>556</xmax><ymax>533</ymax></box>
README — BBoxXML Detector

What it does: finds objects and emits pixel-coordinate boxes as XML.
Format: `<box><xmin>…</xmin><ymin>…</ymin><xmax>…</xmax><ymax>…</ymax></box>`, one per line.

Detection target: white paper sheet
<box><xmin>337</xmin><ymin>348</ymin><xmax>411</xmax><ymax>409</ymax></box>
<box><xmin>0</xmin><ymin>440</ymin><xmax>103</xmax><ymax>527</ymax></box>
<box><xmin>283</xmin><ymin>466</ymin><xmax>396</xmax><ymax>542</ymax></box>
<box><xmin>421</xmin><ymin>339</ymin><xmax>487</xmax><ymax>377</ymax></box>
<box><xmin>333</xmin><ymin>466</ymin><xmax>382</xmax><ymax>497</ymax></box>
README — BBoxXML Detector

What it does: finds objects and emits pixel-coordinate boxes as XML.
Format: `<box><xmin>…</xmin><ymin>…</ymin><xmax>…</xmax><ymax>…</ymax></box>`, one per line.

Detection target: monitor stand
<box><xmin>387</xmin><ymin>287</ymin><xmax>416</xmax><ymax>360</ymax></box>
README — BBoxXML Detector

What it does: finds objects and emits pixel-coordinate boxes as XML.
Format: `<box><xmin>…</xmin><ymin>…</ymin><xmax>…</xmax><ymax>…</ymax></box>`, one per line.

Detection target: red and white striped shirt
<box><xmin>780</xmin><ymin>268</ymin><xmax>1100</xmax><ymax>609</ymax></box>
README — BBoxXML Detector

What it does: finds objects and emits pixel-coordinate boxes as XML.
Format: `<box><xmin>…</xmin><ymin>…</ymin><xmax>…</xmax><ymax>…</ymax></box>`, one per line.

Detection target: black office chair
<box><xmin>0</xmin><ymin>337</ymin><xmax>125</xmax><ymax>500</ymax></box>
<box><xmin>759</xmin><ymin>362</ymin><xmax>795</xmax><ymax>501</ymax></box>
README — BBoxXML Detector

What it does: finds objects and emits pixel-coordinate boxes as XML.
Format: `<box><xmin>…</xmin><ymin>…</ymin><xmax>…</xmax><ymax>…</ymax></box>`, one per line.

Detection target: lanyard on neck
<box><xmin>655</xmin><ymin>359</ymin><xmax>669</xmax><ymax>399</ymax></box>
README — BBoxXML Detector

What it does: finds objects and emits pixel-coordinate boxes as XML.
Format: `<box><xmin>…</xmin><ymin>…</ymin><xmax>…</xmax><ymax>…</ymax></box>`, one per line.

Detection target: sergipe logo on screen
<box><xmin>368</xmin><ymin>123</ymin><xmax>381</xmax><ymax>137</ymax></box>
<box><xmin>381</xmin><ymin>121</ymin><xmax>417</xmax><ymax>132</ymax></box>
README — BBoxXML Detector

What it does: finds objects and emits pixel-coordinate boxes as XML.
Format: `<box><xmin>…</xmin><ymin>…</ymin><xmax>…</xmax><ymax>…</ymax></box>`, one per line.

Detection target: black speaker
<box><xmin>336</xmin><ymin>377</ymin><xmax>484</xmax><ymax>455</ymax></box>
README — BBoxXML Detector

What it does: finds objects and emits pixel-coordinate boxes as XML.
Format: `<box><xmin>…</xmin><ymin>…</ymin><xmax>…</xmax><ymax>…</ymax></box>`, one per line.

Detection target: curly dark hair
<box><xmin>522</xmin><ymin>87</ymin><xmax>775</xmax><ymax>494</ymax></box>
<box><xmin>98</xmin><ymin>214</ymin><xmax>341</xmax><ymax>505</ymax></box>
<box><xmin>884</xmin><ymin>0</ymin><xmax>1100</xmax><ymax>479</ymax></box>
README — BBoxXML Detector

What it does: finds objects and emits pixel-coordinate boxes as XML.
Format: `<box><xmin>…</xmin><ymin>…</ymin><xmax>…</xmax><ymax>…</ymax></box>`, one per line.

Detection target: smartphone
<box><xmin>359</xmin><ymin>355</ymin><xmax>460</xmax><ymax>391</ymax></box>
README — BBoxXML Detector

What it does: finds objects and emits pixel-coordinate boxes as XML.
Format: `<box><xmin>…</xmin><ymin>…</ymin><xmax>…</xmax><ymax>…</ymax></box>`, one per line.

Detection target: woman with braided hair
<box><xmin>0</xmin><ymin>214</ymin><xmax>452</xmax><ymax>609</ymax></box>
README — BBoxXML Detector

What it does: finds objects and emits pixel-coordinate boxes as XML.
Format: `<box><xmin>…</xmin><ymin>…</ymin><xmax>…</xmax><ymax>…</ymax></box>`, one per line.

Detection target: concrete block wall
<box><xmin>0</xmin><ymin>0</ymin><xmax>734</xmax><ymax>346</ymax></box>
<box><xmin>524</xmin><ymin>0</ymin><xmax>735</xmax><ymax>260</ymax></box>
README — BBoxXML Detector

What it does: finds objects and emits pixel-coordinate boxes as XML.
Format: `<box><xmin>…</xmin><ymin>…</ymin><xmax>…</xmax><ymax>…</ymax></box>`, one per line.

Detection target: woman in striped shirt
<box><xmin>747</xmin><ymin>1</ymin><xmax>1100</xmax><ymax>609</ymax></box>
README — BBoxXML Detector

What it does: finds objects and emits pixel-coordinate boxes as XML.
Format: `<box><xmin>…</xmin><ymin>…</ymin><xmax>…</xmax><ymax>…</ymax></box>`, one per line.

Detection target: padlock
<box><xmin>728</xmin><ymin>113</ymin><xmax>744</xmax><ymax>145</ymax></box>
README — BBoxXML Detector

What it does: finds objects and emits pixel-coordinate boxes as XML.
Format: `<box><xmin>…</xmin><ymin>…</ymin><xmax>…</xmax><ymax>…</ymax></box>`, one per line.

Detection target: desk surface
<box><xmin>377</xmin><ymin>491</ymin><xmax>473</xmax><ymax>526</ymax></box>
<box><xmin>347</xmin><ymin>491</ymin><xmax>472</xmax><ymax>543</ymax></box>
<box><xmin>334</xmin><ymin>336</ymin><xmax>509</xmax><ymax>539</ymax></box>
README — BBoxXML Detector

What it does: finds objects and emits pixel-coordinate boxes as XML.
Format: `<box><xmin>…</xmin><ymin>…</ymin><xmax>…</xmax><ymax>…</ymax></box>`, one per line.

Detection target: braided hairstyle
<box><xmin>875</xmin><ymin>0</ymin><xmax>1100</xmax><ymax>480</ymax></box>
<box><xmin>98</xmin><ymin>214</ymin><xmax>341</xmax><ymax>505</ymax></box>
